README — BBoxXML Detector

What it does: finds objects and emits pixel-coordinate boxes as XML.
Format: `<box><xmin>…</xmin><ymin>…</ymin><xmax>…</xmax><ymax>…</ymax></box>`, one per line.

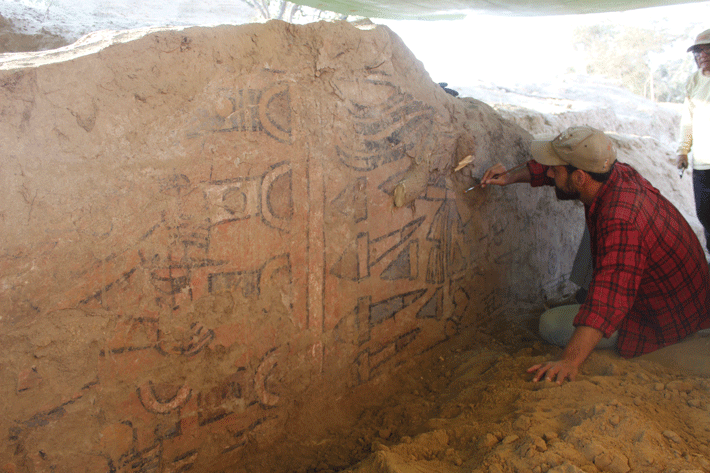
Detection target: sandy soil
<box><xmin>228</xmin><ymin>305</ymin><xmax>709</xmax><ymax>473</ymax></box>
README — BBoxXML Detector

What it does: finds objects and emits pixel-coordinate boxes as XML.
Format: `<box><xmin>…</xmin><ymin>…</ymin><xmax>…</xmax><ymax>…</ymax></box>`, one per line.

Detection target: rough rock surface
<box><xmin>460</xmin><ymin>76</ymin><xmax>704</xmax><ymax>243</ymax></box>
<box><xmin>0</xmin><ymin>21</ymin><xmax>583</xmax><ymax>472</ymax></box>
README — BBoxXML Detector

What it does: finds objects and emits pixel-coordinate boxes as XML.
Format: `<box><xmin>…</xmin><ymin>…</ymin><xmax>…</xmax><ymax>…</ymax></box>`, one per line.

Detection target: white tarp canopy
<box><xmin>293</xmin><ymin>0</ymin><xmax>706</xmax><ymax>19</ymax></box>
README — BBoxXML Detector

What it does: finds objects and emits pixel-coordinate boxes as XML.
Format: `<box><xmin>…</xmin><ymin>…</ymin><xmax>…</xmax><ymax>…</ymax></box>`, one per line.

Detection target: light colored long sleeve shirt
<box><xmin>677</xmin><ymin>70</ymin><xmax>710</xmax><ymax>170</ymax></box>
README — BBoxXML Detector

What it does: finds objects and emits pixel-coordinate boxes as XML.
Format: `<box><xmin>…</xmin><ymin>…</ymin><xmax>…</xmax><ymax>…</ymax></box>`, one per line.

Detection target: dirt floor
<box><xmin>233</xmin><ymin>305</ymin><xmax>710</xmax><ymax>473</ymax></box>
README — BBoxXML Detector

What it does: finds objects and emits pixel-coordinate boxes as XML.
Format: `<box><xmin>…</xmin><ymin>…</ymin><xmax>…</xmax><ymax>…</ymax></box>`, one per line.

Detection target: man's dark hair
<box><xmin>565</xmin><ymin>162</ymin><xmax>615</xmax><ymax>183</ymax></box>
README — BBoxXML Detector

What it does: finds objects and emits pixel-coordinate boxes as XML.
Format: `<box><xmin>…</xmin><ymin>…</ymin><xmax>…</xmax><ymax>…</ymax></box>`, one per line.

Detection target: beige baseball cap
<box><xmin>688</xmin><ymin>28</ymin><xmax>710</xmax><ymax>52</ymax></box>
<box><xmin>530</xmin><ymin>126</ymin><xmax>616</xmax><ymax>174</ymax></box>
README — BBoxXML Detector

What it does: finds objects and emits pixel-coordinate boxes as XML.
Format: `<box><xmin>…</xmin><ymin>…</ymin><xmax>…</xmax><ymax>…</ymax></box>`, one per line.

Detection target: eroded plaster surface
<box><xmin>0</xmin><ymin>21</ymin><xmax>579</xmax><ymax>471</ymax></box>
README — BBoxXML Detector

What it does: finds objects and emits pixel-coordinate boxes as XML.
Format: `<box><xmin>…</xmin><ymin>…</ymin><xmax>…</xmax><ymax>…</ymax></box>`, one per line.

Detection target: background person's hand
<box><xmin>677</xmin><ymin>154</ymin><xmax>689</xmax><ymax>170</ymax></box>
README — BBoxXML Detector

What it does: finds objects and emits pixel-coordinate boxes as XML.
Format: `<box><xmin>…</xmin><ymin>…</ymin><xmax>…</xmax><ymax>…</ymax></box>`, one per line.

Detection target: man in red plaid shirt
<box><xmin>480</xmin><ymin>126</ymin><xmax>710</xmax><ymax>384</ymax></box>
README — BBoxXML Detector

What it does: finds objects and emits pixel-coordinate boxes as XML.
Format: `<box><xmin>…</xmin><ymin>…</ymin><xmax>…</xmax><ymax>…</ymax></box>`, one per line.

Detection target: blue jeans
<box><xmin>693</xmin><ymin>169</ymin><xmax>710</xmax><ymax>253</ymax></box>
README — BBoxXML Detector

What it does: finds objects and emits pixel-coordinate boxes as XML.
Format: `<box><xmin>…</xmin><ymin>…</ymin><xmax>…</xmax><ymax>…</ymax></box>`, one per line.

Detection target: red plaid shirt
<box><xmin>529</xmin><ymin>161</ymin><xmax>710</xmax><ymax>358</ymax></box>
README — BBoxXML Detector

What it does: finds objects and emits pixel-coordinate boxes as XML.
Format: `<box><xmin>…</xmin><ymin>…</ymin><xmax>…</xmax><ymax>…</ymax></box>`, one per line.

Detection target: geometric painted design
<box><xmin>330</xmin><ymin>217</ymin><xmax>425</xmax><ymax>281</ymax></box>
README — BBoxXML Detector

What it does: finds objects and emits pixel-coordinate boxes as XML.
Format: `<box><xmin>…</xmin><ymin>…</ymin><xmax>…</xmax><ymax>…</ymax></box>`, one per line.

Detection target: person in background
<box><xmin>677</xmin><ymin>28</ymin><xmax>710</xmax><ymax>253</ymax></box>
<box><xmin>480</xmin><ymin>126</ymin><xmax>710</xmax><ymax>384</ymax></box>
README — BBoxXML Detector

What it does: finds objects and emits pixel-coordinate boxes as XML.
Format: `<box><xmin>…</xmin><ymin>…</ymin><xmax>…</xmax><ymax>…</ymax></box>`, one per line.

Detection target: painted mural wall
<box><xmin>0</xmin><ymin>21</ymin><xmax>581</xmax><ymax>472</ymax></box>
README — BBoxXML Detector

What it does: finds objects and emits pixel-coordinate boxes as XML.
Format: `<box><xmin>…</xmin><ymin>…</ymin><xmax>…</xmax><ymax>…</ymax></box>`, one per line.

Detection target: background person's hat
<box><xmin>530</xmin><ymin>126</ymin><xmax>616</xmax><ymax>173</ymax></box>
<box><xmin>688</xmin><ymin>28</ymin><xmax>710</xmax><ymax>52</ymax></box>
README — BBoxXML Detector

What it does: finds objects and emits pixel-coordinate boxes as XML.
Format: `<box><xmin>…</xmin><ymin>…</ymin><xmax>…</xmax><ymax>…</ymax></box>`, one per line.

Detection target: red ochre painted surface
<box><xmin>0</xmin><ymin>24</ymin><xmax>554</xmax><ymax>472</ymax></box>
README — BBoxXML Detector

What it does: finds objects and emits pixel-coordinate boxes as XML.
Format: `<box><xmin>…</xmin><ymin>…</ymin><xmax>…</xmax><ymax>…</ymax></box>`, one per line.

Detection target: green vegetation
<box><xmin>573</xmin><ymin>23</ymin><xmax>699</xmax><ymax>103</ymax></box>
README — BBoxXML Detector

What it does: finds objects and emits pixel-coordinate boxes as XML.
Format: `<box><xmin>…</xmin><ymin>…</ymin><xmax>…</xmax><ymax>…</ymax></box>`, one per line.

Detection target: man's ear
<box><xmin>571</xmin><ymin>169</ymin><xmax>587</xmax><ymax>187</ymax></box>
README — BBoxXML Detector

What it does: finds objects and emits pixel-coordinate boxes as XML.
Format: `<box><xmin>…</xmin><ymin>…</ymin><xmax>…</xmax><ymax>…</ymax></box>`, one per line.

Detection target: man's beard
<box><xmin>555</xmin><ymin>185</ymin><xmax>580</xmax><ymax>201</ymax></box>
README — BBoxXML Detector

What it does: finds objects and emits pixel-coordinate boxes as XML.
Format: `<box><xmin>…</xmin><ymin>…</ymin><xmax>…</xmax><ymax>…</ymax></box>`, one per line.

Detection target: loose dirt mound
<box><xmin>243</xmin><ymin>317</ymin><xmax>710</xmax><ymax>473</ymax></box>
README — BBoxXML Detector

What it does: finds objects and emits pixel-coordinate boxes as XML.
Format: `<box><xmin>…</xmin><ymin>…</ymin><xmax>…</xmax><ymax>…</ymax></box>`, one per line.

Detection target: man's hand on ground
<box><xmin>528</xmin><ymin>325</ymin><xmax>602</xmax><ymax>385</ymax></box>
<box><xmin>527</xmin><ymin>359</ymin><xmax>578</xmax><ymax>385</ymax></box>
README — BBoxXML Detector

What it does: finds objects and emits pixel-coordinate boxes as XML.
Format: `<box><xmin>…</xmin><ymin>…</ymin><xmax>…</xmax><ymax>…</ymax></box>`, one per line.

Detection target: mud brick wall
<box><xmin>0</xmin><ymin>21</ymin><xmax>581</xmax><ymax>472</ymax></box>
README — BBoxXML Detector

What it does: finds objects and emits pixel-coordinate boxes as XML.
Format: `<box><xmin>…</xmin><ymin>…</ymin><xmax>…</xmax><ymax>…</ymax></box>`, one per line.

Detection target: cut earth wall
<box><xmin>0</xmin><ymin>20</ymin><xmax>580</xmax><ymax>472</ymax></box>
